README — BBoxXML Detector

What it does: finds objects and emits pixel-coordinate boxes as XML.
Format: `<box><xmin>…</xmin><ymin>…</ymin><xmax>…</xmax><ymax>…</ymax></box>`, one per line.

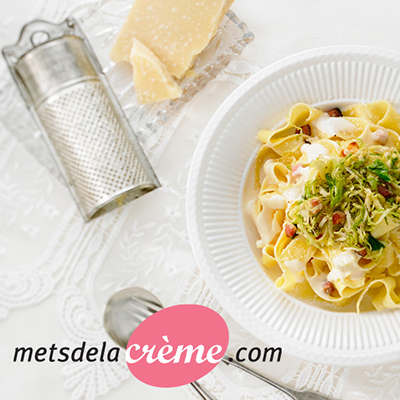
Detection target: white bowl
<box><xmin>187</xmin><ymin>46</ymin><xmax>400</xmax><ymax>366</ymax></box>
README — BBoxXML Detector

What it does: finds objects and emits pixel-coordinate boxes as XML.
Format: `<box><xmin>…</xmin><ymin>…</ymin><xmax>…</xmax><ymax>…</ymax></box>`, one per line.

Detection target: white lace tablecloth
<box><xmin>2</xmin><ymin>1</ymin><xmax>400</xmax><ymax>399</ymax></box>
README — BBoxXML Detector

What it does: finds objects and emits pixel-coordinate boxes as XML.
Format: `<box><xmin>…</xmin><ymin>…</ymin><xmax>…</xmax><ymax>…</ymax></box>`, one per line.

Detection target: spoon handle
<box><xmin>221</xmin><ymin>354</ymin><xmax>332</xmax><ymax>400</ymax></box>
<box><xmin>190</xmin><ymin>380</ymin><xmax>218</xmax><ymax>400</ymax></box>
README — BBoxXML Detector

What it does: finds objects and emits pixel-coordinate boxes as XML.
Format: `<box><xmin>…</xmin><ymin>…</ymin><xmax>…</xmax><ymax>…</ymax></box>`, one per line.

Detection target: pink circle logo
<box><xmin>125</xmin><ymin>304</ymin><xmax>229</xmax><ymax>387</ymax></box>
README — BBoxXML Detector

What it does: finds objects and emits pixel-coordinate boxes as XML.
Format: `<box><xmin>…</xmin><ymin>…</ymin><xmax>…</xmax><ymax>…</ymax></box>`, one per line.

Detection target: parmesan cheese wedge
<box><xmin>110</xmin><ymin>0</ymin><xmax>233</xmax><ymax>79</ymax></box>
<box><xmin>130</xmin><ymin>38</ymin><xmax>182</xmax><ymax>104</ymax></box>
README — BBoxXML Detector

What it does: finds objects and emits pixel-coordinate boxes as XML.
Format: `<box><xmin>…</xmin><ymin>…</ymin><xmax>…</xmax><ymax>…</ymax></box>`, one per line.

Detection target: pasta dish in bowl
<box><xmin>254</xmin><ymin>101</ymin><xmax>400</xmax><ymax>312</ymax></box>
<box><xmin>187</xmin><ymin>46</ymin><xmax>400</xmax><ymax>365</ymax></box>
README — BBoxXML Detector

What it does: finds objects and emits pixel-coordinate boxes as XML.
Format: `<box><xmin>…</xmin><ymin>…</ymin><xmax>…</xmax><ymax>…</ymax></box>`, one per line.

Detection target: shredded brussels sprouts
<box><xmin>288</xmin><ymin>140</ymin><xmax>400</xmax><ymax>259</ymax></box>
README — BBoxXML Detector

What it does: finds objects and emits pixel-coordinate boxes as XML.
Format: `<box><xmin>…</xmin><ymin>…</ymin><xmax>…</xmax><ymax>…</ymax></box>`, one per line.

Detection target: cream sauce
<box><xmin>255</xmin><ymin>195</ymin><xmax>286</xmax><ymax>245</ymax></box>
<box><xmin>284</xmin><ymin>166</ymin><xmax>310</xmax><ymax>202</ymax></box>
<box><xmin>311</xmin><ymin>113</ymin><xmax>357</xmax><ymax>137</ymax></box>
<box><xmin>300</xmin><ymin>143</ymin><xmax>329</xmax><ymax>162</ymax></box>
<box><xmin>328</xmin><ymin>251</ymin><xmax>365</xmax><ymax>282</ymax></box>
<box><xmin>285</xmin><ymin>260</ymin><xmax>306</xmax><ymax>283</ymax></box>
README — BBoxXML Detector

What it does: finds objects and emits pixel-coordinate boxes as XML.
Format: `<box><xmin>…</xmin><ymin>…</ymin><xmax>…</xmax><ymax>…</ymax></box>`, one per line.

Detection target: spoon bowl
<box><xmin>104</xmin><ymin>287</ymin><xmax>162</xmax><ymax>348</ymax></box>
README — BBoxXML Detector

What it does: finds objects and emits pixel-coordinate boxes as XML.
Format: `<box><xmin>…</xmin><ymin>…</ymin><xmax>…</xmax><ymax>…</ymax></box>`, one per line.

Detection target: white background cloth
<box><xmin>2</xmin><ymin>1</ymin><xmax>400</xmax><ymax>399</ymax></box>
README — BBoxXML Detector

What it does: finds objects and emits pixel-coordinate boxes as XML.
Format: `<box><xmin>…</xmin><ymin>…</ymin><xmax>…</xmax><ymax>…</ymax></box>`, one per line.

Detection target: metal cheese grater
<box><xmin>2</xmin><ymin>17</ymin><xmax>160</xmax><ymax>222</ymax></box>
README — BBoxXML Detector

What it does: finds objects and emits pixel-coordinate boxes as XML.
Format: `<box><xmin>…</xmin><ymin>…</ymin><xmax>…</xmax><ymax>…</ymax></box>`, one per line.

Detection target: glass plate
<box><xmin>0</xmin><ymin>0</ymin><xmax>254</xmax><ymax>181</ymax></box>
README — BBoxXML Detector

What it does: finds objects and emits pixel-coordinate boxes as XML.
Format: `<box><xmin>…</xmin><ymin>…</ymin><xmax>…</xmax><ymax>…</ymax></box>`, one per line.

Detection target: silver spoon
<box><xmin>103</xmin><ymin>287</ymin><xmax>332</xmax><ymax>400</ymax></box>
<box><xmin>103</xmin><ymin>287</ymin><xmax>217</xmax><ymax>400</ymax></box>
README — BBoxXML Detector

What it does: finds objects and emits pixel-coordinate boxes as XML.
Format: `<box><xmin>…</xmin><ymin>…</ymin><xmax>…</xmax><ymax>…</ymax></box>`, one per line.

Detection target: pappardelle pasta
<box><xmin>254</xmin><ymin>100</ymin><xmax>400</xmax><ymax>312</ymax></box>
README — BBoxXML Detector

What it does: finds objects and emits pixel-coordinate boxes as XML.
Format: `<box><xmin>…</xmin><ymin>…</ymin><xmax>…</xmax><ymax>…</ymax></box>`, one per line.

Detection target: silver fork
<box><xmin>103</xmin><ymin>287</ymin><xmax>333</xmax><ymax>400</ymax></box>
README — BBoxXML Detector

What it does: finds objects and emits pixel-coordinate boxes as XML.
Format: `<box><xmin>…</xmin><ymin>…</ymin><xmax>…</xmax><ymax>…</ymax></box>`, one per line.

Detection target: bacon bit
<box><xmin>284</xmin><ymin>223</ymin><xmax>297</xmax><ymax>239</ymax></box>
<box><xmin>316</xmin><ymin>233</ymin><xmax>323</xmax><ymax>240</ymax></box>
<box><xmin>378</xmin><ymin>184</ymin><xmax>394</xmax><ymax>199</ymax></box>
<box><xmin>340</xmin><ymin>141</ymin><xmax>359</xmax><ymax>157</ymax></box>
<box><xmin>327</xmin><ymin>108</ymin><xmax>343</xmax><ymax>117</ymax></box>
<box><xmin>348</xmin><ymin>141</ymin><xmax>359</xmax><ymax>152</ymax></box>
<box><xmin>372</xmin><ymin>128</ymin><xmax>389</xmax><ymax>145</ymax></box>
<box><xmin>302</xmin><ymin>125</ymin><xmax>311</xmax><ymax>136</ymax></box>
<box><xmin>295</xmin><ymin>125</ymin><xmax>311</xmax><ymax>136</ymax></box>
<box><xmin>357</xmin><ymin>248</ymin><xmax>367</xmax><ymax>257</ymax></box>
<box><xmin>323</xmin><ymin>281</ymin><xmax>335</xmax><ymax>295</ymax></box>
<box><xmin>310</xmin><ymin>198</ymin><xmax>321</xmax><ymax>207</ymax></box>
<box><xmin>309</xmin><ymin>197</ymin><xmax>323</xmax><ymax>212</ymax></box>
<box><xmin>291</xmin><ymin>163</ymin><xmax>303</xmax><ymax>178</ymax></box>
<box><xmin>332</xmin><ymin>211</ymin><xmax>346</xmax><ymax>226</ymax></box>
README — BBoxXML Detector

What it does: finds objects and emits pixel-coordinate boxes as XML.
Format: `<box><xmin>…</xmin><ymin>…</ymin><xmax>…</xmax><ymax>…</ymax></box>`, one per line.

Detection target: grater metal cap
<box><xmin>15</xmin><ymin>36</ymin><xmax>98</xmax><ymax>107</ymax></box>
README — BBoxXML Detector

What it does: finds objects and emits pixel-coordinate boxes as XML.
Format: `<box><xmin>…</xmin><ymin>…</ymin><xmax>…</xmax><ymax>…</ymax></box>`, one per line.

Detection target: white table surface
<box><xmin>2</xmin><ymin>1</ymin><xmax>400</xmax><ymax>399</ymax></box>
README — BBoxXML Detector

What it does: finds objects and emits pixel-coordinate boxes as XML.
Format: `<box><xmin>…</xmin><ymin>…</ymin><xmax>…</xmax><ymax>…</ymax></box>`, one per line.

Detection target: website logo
<box><xmin>126</xmin><ymin>304</ymin><xmax>229</xmax><ymax>387</ymax></box>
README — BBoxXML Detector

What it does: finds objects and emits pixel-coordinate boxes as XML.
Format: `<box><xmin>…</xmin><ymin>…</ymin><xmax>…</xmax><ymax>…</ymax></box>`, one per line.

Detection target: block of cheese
<box><xmin>130</xmin><ymin>38</ymin><xmax>182</xmax><ymax>104</ymax></box>
<box><xmin>110</xmin><ymin>0</ymin><xmax>234</xmax><ymax>79</ymax></box>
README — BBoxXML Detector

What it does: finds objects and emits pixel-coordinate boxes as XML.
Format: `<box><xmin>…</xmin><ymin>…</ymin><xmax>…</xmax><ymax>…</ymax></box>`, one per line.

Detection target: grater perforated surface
<box><xmin>38</xmin><ymin>80</ymin><xmax>152</xmax><ymax>218</ymax></box>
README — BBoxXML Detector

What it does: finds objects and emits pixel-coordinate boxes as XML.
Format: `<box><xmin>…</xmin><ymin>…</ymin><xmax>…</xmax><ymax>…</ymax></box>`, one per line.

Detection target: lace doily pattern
<box><xmin>281</xmin><ymin>360</ymin><xmax>351</xmax><ymax>399</ymax></box>
<box><xmin>59</xmin><ymin>286</ymin><xmax>130</xmax><ymax>400</ymax></box>
<box><xmin>1</xmin><ymin>0</ymin><xmax>396</xmax><ymax>399</ymax></box>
